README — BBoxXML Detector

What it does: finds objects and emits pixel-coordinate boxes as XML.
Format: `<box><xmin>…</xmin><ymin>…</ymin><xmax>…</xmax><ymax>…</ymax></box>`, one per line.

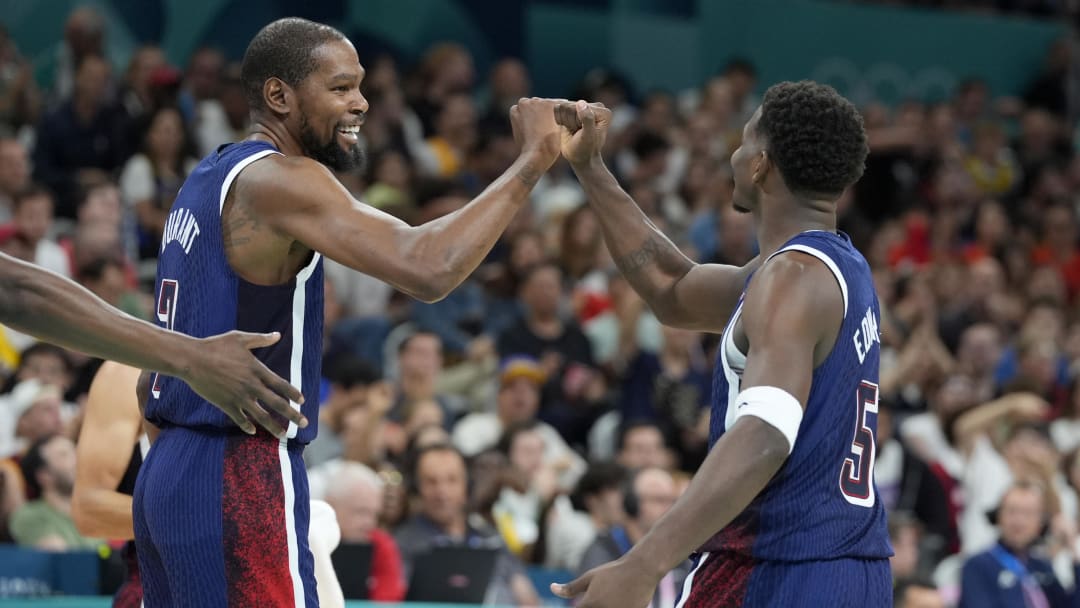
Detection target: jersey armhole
<box><xmin>219</xmin><ymin>149</ymin><xmax>282</xmax><ymax>214</ymax></box>
<box><xmin>766</xmin><ymin>244</ymin><xmax>849</xmax><ymax>319</ymax></box>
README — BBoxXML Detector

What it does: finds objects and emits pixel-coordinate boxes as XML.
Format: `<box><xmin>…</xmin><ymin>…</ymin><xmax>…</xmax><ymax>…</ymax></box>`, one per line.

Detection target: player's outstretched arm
<box><xmin>72</xmin><ymin>362</ymin><xmax>142</xmax><ymax>539</ymax></box>
<box><xmin>0</xmin><ymin>253</ymin><xmax>306</xmax><ymax>435</ymax></box>
<box><xmin>553</xmin><ymin>254</ymin><xmax>840</xmax><ymax>607</ymax></box>
<box><xmin>555</xmin><ymin>101</ymin><xmax>759</xmax><ymax>333</ymax></box>
<box><xmin>249</xmin><ymin>98</ymin><xmax>562</xmax><ymax>303</ymax></box>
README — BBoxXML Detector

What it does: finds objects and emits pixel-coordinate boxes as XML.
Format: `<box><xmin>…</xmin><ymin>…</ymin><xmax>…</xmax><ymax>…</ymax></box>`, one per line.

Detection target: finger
<box><xmin>256</xmin><ymin>374</ymin><xmax>308</xmax><ymax>428</ymax></box>
<box><xmin>554</xmin><ymin>103</ymin><xmax>581</xmax><ymax>132</ymax></box>
<box><xmin>576</xmin><ymin>99</ymin><xmax>596</xmax><ymax>132</ymax></box>
<box><xmin>244</xmin><ymin>400</ymin><xmax>286</xmax><ymax>437</ymax></box>
<box><xmin>550</xmin><ymin>573</ymin><xmax>589</xmax><ymax>598</ymax></box>
<box><xmin>222</xmin><ymin>405</ymin><xmax>257</xmax><ymax>435</ymax></box>
<box><xmin>235</xmin><ymin>331</ymin><xmax>282</xmax><ymax>350</ymax></box>
<box><xmin>258</xmin><ymin>363</ymin><xmax>305</xmax><ymax>406</ymax></box>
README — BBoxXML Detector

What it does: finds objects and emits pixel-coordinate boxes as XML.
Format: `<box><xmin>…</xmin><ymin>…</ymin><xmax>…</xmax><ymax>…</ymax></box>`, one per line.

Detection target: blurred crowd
<box><xmin>0</xmin><ymin>5</ymin><xmax>1077</xmax><ymax>607</ymax></box>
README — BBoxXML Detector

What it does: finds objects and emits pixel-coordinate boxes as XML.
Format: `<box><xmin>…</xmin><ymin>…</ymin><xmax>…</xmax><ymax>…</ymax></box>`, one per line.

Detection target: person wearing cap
<box><xmin>452</xmin><ymin>355</ymin><xmax>585</xmax><ymax>488</ymax></box>
<box><xmin>0</xmin><ymin>378</ymin><xmax>65</xmax><ymax>458</ymax></box>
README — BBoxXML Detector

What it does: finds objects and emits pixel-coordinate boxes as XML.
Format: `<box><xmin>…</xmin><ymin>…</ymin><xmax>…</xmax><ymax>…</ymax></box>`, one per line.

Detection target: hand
<box><xmin>551</xmin><ymin>554</ymin><xmax>661</xmax><ymax>608</ymax></box>
<box><xmin>182</xmin><ymin>331</ymin><xmax>306</xmax><ymax>436</ymax></box>
<box><xmin>1008</xmin><ymin>393</ymin><xmax>1050</xmax><ymax>421</ymax></box>
<box><xmin>509</xmin><ymin>97</ymin><xmax>563</xmax><ymax>169</ymax></box>
<box><xmin>555</xmin><ymin>100</ymin><xmax>613</xmax><ymax>167</ymax></box>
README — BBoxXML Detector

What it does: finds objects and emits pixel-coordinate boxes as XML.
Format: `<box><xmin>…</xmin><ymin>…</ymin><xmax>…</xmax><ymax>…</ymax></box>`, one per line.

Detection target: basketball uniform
<box><xmin>677</xmin><ymin>231</ymin><xmax>893</xmax><ymax>607</ymax></box>
<box><xmin>112</xmin><ymin>436</ymin><xmax>149</xmax><ymax>608</ymax></box>
<box><xmin>133</xmin><ymin>140</ymin><xmax>324</xmax><ymax>607</ymax></box>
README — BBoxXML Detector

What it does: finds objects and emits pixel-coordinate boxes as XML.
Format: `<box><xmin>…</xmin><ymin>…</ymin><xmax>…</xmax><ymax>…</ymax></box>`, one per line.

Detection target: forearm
<box><xmin>417</xmin><ymin>152</ymin><xmax>544</xmax><ymax>300</ymax></box>
<box><xmin>627</xmin><ymin>418</ymin><xmax>789</xmax><ymax>577</ymax></box>
<box><xmin>572</xmin><ymin>158</ymin><xmax>694</xmax><ymax>319</ymax></box>
<box><xmin>0</xmin><ymin>255</ymin><xmax>192</xmax><ymax>376</ymax></box>
<box><xmin>71</xmin><ymin>488</ymin><xmax>134</xmax><ymax>539</ymax></box>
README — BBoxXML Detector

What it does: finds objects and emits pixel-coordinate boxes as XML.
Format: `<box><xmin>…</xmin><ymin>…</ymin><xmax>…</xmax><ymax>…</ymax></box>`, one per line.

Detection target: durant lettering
<box><xmin>161</xmin><ymin>208</ymin><xmax>202</xmax><ymax>254</ymax></box>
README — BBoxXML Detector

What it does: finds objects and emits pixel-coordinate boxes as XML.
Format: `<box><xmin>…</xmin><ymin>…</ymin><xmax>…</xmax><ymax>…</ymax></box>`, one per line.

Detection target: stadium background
<box><xmin>0</xmin><ymin>0</ymin><xmax>1076</xmax><ymax>606</ymax></box>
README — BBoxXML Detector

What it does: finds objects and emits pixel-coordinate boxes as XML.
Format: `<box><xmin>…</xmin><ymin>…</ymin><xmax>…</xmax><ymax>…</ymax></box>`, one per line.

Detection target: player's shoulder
<box><xmin>234</xmin><ymin>153</ymin><xmax>336</xmax><ymax>204</ymax></box>
<box><xmin>744</xmin><ymin>250</ymin><xmax>844</xmax><ymax>323</ymax></box>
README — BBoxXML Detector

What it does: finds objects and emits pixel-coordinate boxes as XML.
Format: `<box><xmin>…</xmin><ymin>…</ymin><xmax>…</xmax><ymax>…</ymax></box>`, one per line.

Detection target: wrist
<box><xmin>623</xmin><ymin>542</ymin><xmax>669</xmax><ymax>582</ymax></box>
<box><xmin>167</xmin><ymin>337</ymin><xmax>200</xmax><ymax>379</ymax></box>
<box><xmin>570</xmin><ymin>154</ymin><xmax>606</xmax><ymax>174</ymax></box>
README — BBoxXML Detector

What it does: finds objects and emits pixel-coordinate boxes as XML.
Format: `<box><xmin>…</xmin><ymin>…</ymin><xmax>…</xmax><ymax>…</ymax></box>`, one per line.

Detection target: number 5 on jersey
<box><xmin>840</xmin><ymin>380</ymin><xmax>878</xmax><ymax>507</ymax></box>
<box><xmin>150</xmin><ymin>279</ymin><xmax>180</xmax><ymax>399</ymax></box>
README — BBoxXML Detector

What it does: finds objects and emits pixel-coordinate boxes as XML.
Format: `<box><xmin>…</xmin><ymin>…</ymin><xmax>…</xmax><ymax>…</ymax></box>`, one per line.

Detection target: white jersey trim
<box><xmin>278</xmin><ymin>438</ymin><xmax>306</xmax><ymax>607</ymax></box>
<box><xmin>767</xmin><ymin>244</ymin><xmax>849</xmax><ymax>318</ymax></box>
<box><xmin>218</xmin><ymin>148</ymin><xmax>281</xmax><ymax>214</ymax></box>
<box><xmin>285</xmin><ymin>251</ymin><xmax>321</xmax><ymax>440</ymax></box>
<box><xmin>674</xmin><ymin>551</ymin><xmax>710</xmax><ymax>608</ymax></box>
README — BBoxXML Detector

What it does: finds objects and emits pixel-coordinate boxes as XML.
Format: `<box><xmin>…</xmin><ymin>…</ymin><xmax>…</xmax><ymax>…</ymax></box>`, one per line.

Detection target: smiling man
<box><xmin>133</xmin><ymin>17</ymin><xmax>564</xmax><ymax>607</ymax></box>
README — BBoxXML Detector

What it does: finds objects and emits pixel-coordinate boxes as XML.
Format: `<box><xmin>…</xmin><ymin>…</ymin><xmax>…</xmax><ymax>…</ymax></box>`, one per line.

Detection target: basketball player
<box><xmin>134</xmin><ymin>17</ymin><xmax>564</xmax><ymax>607</ymax></box>
<box><xmin>0</xmin><ymin>252</ymin><xmax>304</xmax><ymax>433</ymax></box>
<box><xmin>72</xmin><ymin>362</ymin><xmax>346</xmax><ymax>608</ymax></box>
<box><xmin>551</xmin><ymin>82</ymin><xmax>891</xmax><ymax>607</ymax></box>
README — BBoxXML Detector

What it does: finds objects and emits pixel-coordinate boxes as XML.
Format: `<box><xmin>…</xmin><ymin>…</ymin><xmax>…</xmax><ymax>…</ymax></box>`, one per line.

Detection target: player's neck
<box><xmin>248</xmin><ymin>119</ymin><xmax>301</xmax><ymax>156</ymax></box>
<box><xmin>754</xmin><ymin>197</ymin><xmax>836</xmax><ymax>258</ymax></box>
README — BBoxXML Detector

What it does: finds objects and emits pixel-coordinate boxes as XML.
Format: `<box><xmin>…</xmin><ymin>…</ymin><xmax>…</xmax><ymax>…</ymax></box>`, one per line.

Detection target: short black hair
<box><xmin>323</xmin><ymin>352</ymin><xmax>380</xmax><ymax>389</ymax></box>
<box><xmin>616</xmin><ymin>419</ymin><xmax>665</xmax><ymax>452</ymax></box>
<box><xmin>571</xmin><ymin>461</ymin><xmax>629</xmax><ymax>511</ymax></box>
<box><xmin>12</xmin><ymin>183</ymin><xmax>54</xmax><ymax>212</ymax></box>
<box><xmin>76</xmin><ymin>254</ymin><xmax>125</xmax><ymax>284</ymax></box>
<box><xmin>20</xmin><ymin>434</ymin><xmax>60</xmax><ymax>498</ymax></box>
<box><xmin>241</xmin><ymin>17</ymin><xmax>347</xmax><ymax>111</ymax></box>
<box><xmin>757</xmin><ymin>80</ymin><xmax>868</xmax><ymax>199</ymax></box>
<box><xmin>495</xmin><ymin>419</ymin><xmax>542</xmax><ymax>456</ymax></box>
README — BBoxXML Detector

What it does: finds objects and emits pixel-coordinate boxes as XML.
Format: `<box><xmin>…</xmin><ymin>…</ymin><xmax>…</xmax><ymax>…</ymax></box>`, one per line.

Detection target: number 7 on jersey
<box><xmin>150</xmin><ymin>279</ymin><xmax>179</xmax><ymax>399</ymax></box>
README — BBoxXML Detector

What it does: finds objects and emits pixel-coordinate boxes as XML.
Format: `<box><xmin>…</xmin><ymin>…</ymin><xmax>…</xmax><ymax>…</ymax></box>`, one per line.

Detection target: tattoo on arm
<box><xmin>515</xmin><ymin>162</ymin><xmax>541</xmax><ymax>188</ymax></box>
<box><xmin>221</xmin><ymin>197</ymin><xmax>260</xmax><ymax>250</ymax></box>
<box><xmin>615</xmin><ymin>234</ymin><xmax>663</xmax><ymax>275</ymax></box>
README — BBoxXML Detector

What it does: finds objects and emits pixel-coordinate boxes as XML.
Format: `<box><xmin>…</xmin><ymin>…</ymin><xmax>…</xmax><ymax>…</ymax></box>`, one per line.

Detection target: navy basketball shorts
<box><xmin>676</xmin><ymin>551</ymin><xmax>892</xmax><ymax>607</ymax></box>
<box><xmin>133</xmin><ymin>426</ymin><xmax>317</xmax><ymax>607</ymax></box>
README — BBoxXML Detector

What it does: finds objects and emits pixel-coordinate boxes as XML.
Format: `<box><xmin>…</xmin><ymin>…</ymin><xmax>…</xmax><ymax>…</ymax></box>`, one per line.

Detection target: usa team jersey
<box><xmin>702</xmin><ymin>230</ymin><xmax>891</xmax><ymax>561</ymax></box>
<box><xmin>147</xmin><ymin>140</ymin><xmax>323</xmax><ymax>444</ymax></box>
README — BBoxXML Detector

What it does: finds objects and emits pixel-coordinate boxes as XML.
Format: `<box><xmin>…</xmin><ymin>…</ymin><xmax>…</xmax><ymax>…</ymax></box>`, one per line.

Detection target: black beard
<box><xmin>299</xmin><ymin>114</ymin><xmax>366</xmax><ymax>173</ymax></box>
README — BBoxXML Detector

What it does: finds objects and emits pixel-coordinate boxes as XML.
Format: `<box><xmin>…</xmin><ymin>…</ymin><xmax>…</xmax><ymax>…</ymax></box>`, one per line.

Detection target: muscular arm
<box><xmin>0</xmin><ymin>253</ymin><xmax>199</xmax><ymax>377</ymax></box>
<box><xmin>571</xmin><ymin>160</ymin><xmax>758</xmax><ymax>333</ymax></box>
<box><xmin>72</xmin><ymin>362</ymin><xmax>142</xmax><ymax>539</ymax></box>
<box><xmin>243</xmin><ymin>152</ymin><xmax>544</xmax><ymax>303</ymax></box>
<box><xmin>620</xmin><ymin>254</ymin><xmax>842</xmax><ymax>577</ymax></box>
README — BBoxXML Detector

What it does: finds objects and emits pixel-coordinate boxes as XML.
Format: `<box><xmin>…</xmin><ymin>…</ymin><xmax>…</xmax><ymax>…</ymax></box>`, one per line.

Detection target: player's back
<box><xmin>703</xmin><ymin>230</ymin><xmax>891</xmax><ymax>561</ymax></box>
<box><xmin>145</xmin><ymin>140</ymin><xmax>322</xmax><ymax>443</ymax></box>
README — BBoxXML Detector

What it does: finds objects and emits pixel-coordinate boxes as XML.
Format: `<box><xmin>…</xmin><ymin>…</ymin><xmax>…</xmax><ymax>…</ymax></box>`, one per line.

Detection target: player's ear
<box><xmin>264</xmin><ymin>77</ymin><xmax>291</xmax><ymax>116</ymax></box>
<box><xmin>752</xmin><ymin>150</ymin><xmax>771</xmax><ymax>185</ymax></box>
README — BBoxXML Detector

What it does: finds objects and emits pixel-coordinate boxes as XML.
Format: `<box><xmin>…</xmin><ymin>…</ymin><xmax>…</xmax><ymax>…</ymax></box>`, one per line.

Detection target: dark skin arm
<box><xmin>0</xmin><ymin>253</ymin><xmax>304</xmax><ymax>435</ymax></box>
<box><xmin>555</xmin><ymin>101</ymin><xmax>759</xmax><ymax>332</ymax></box>
<box><xmin>553</xmin><ymin>253</ymin><xmax>844</xmax><ymax>607</ymax></box>
<box><xmin>232</xmin><ymin>98</ymin><xmax>562</xmax><ymax>303</ymax></box>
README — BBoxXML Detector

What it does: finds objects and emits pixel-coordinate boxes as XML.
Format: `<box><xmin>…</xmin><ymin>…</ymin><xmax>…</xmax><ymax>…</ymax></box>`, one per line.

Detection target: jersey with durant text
<box><xmin>702</xmin><ymin>230</ymin><xmax>892</xmax><ymax>561</ymax></box>
<box><xmin>146</xmin><ymin>140</ymin><xmax>322</xmax><ymax>444</ymax></box>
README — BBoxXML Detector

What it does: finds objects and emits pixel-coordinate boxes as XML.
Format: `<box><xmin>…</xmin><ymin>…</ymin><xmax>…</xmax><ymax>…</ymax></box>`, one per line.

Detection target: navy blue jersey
<box><xmin>146</xmin><ymin>141</ymin><xmax>323</xmax><ymax>444</ymax></box>
<box><xmin>702</xmin><ymin>231</ymin><xmax>891</xmax><ymax>561</ymax></box>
